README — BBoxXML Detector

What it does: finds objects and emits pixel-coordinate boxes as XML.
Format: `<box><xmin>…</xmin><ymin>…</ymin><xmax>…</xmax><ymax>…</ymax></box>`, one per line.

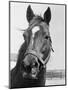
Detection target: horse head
<box><xmin>20</xmin><ymin>5</ymin><xmax>53</xmax><ymax>80</ymax></box>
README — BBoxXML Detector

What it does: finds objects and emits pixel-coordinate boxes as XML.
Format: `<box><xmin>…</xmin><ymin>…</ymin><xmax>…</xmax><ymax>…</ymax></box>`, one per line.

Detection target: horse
<box><xmin>10</xmin><ymin>5</ymin><xmax>53</xmax><ymax>88</ymax></box>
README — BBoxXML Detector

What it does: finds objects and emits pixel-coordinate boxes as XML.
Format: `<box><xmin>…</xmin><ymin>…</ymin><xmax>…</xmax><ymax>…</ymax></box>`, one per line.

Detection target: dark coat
<box><xmin>10</xmin><ymin>42</ymin><xmax>46</xmax><ymax>89</ymax></box>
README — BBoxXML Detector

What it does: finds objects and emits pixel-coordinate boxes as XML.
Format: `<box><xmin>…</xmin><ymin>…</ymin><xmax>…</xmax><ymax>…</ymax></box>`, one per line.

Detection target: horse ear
<box><xmin>26</xmin><ymin>5</ymin><xmax>35</xmax><ymax>23</ymax></box>
<box><xmin>44</xmin><ymin>7</ymin><xmax>51</xmax><ymax>25</ymax></box>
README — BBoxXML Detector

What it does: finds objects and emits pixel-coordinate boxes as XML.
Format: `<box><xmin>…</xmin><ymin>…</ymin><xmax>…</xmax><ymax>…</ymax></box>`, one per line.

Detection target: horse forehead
<box><xmin>32</xmin><ymin>26</ymin><xmax>40</xmax><ymax>37</ymax></box>
<box><xmin>31</xmin><ymin>24</ymin><xmax>49</xmax><ymax>38</ymax></box>
<box><xmin>29</xmin><ymin>17</ymin><xmax>49</xmax><ymax>37</ymax></box>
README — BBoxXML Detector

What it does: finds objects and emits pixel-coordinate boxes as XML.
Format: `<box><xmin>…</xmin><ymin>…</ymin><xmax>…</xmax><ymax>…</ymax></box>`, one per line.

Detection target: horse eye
<box><xmin>44</xmin><ymin>36</ymin><xmax>49</xmax><ymax>39</ymax></box>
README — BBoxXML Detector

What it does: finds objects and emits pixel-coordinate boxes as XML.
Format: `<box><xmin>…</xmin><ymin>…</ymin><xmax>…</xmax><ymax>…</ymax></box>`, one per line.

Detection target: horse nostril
<box><xmin>21</xmin><ymin>62</ymin><xmax>31</xmax><ymax>73</ymax></box>
<box><xmin>33</xmin><ymin>62</ymin><xmax>38</xmax><ymax>67</ymax></box>
<box><xmin>25</xmin><ymin>66</ymin><xmax>31</xmax><ymax>73</ymax></box>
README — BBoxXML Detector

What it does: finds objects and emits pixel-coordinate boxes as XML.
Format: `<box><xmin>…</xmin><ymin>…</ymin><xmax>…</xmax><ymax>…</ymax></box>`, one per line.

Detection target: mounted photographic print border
<box><xmin>9</xmin><ymin>1</ymin><xmax>67</xmax><ymax>89</ymax></box>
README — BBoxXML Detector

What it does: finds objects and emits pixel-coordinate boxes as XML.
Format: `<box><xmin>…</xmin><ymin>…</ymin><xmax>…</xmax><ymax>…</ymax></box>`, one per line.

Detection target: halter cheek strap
<box><xmin>25</xmin><ymin>49</ymin><xmax>51</xmax><ymax>68</ymax></box>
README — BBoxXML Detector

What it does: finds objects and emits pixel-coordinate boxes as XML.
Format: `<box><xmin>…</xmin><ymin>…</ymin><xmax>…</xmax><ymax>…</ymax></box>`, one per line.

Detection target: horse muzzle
<box><xmin>20</xmin><ymin>53</ymin><xmax>40</xmax><ymax>79</ymax></box>
<box><xmin>20</xmin><ymin>49</ymin><xmax>51</xmax><ymax>79</ymax></box>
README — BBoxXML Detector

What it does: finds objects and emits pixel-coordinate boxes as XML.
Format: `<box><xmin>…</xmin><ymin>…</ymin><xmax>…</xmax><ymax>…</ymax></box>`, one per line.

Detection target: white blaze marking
<box><xmin>32</xmin><ymin>26</ymin><xmax>40</xmax><ymax>38</ymax></box>
<box><xmin>32</xmin><ymin>26</ymin><xmax>40</xmax><ymax>45</ymax></box>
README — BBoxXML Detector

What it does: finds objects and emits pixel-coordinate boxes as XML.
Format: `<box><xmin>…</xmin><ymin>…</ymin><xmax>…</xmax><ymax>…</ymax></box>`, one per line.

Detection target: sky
<box><xmin>10</xmin><ymin>2</ymin><xmax>65</xmax><ymax>70</ymax></box>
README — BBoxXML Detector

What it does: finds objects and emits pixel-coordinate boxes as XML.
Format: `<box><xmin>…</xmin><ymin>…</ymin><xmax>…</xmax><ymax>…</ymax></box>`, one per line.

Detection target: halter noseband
<box><xmin>25</xmin><ymin>49</ymin><xmax>51</xmax><ymax>68</ymax></box>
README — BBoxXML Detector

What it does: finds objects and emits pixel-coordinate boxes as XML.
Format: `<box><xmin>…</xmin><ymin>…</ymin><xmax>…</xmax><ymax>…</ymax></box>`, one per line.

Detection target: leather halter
<box><xmin>25</xmin><ymin>48</ymin><xmax>51</xmax><ymax>68</ymax></box>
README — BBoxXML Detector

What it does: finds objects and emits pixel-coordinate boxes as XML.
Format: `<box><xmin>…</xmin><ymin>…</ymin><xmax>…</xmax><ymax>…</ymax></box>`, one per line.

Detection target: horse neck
<box><xmin>15</xmin><ymin>42</ymin><xmax>28</xmax><ymax>72</ymax></box>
